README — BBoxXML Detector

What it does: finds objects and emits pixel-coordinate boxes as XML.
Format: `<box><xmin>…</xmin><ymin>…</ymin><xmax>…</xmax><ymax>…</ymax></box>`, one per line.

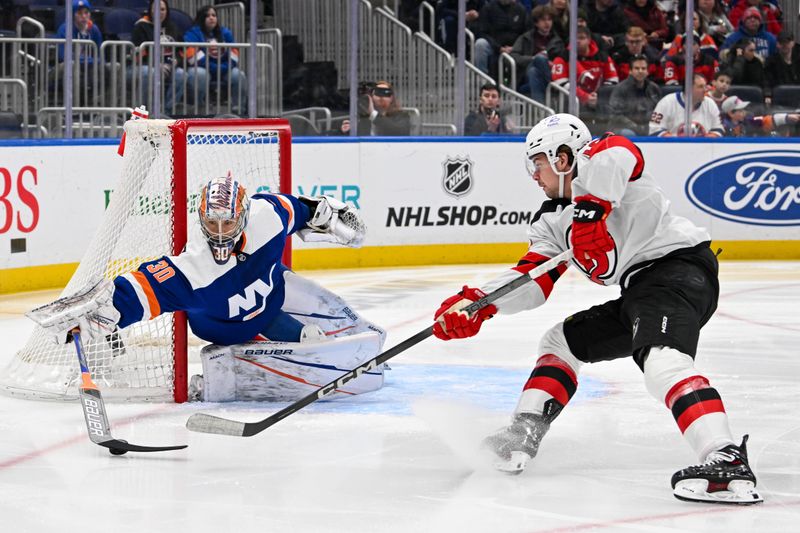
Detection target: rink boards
<box><xmin>1</xmin><ymin>136</ymin><xmax>799</xmax><ymax>293</ymax></box>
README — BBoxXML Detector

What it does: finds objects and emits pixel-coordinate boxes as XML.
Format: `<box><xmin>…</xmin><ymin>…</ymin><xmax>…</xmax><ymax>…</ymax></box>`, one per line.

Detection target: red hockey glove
<box><xmin>571</xmin><ymin>195</ymin><xmax>614</xmax><ymax>275</ymax></box>
<box><xmin>433</xmin><ymin>286</ymin><xmax>497</xmax><ymax>341</ymax></box>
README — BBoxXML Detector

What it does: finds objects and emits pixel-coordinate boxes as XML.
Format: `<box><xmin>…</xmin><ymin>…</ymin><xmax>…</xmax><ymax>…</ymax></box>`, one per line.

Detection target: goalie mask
<box><xmin>199</xmin><ymin>174</ymin><xmax>250</xmax><ymax>264</ymax></box>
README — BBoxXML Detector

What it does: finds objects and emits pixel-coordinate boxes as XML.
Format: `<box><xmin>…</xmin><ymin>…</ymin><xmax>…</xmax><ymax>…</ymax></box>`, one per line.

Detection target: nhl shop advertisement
<box><xmin>1</xmin><ymin>139</ymin><xmax>799</xmax><ymax>278</ymax></box>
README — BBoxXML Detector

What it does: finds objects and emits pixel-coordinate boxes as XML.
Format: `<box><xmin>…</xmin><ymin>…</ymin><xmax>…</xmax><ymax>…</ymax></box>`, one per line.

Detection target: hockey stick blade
<box><xmin>97</xmin><ymin>439</ymin><xmax>188</xmax><ymax>453</ymax></box>
<box><xmin>186</xmin><ymin>413</ymin><xmax>247</xmax><ymax>437</ymax></box>
<box><xmin>185</xmin><ymin>250</ymin><xmax>572</xmax><ymax>438</ymax></box>
<box><xmin>72</xmin><ymin>331</ymin><xmax>187</xmax><ymax>454</ymax></box>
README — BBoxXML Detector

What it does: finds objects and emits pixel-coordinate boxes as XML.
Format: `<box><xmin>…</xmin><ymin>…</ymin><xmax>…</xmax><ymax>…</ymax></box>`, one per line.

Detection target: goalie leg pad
<box><xmin>198</xmin><ymin>332</ymin><xmax>385</xmax><ymax>402</ymax></box>
<box><xmin>281</xmin><ymin>270</ymin><xmax>387</xmax><ymax>348</ymax></box>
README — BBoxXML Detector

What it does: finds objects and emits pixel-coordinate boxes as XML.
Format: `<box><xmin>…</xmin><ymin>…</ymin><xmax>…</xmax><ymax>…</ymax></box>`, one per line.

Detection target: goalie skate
<box><xmin>671</xmin><ymin>435</ymin><xmax>763</xmax><ymax>505</ymax></box>
<box><xmin>482</xmin><ymin>413</ymin><xmax>551</xmax><ymax>475</ymax></box>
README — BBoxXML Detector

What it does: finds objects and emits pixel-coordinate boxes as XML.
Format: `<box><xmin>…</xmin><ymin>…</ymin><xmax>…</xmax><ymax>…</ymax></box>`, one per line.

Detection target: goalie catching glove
<box><xmin>433</xmin><ymin>286</ymin><xmax>497</xmax><ymax>340</ymax></box>
<box><xmin>26</xmin><ymin>279</ymin><xmax>121</xmax><ymax>344</ymax></box>
<box><xmin>296</xmin><ymin>196</ymin><xmax>366</xmax><ymax>248</ymax></box>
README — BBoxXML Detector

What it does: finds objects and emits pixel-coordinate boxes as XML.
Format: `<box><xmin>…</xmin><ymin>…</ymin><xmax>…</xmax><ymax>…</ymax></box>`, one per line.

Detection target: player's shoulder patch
<box><xmin>533</xmin><ymin>198</ymin><xmax>571</xmax><ymax>223</ymax></box>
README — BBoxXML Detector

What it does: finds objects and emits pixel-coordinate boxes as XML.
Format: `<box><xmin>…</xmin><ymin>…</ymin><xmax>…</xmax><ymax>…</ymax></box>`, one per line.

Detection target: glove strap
<box><xmin>573</xmin><ymin>195</ymin><xmax>611</xmax><ymax>223</ymax></box>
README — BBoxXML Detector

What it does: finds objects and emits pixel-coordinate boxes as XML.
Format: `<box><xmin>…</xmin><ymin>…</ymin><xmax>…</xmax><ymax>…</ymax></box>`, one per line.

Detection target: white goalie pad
<box><xmin>197</xmin><ymin>332</ymin><xmax>385</xmax><ymax>402</ymax></box>
<box><xmin>281</xmin><ymin>270</ymin><xmax>387</xmax><ymax>347</ymax></box>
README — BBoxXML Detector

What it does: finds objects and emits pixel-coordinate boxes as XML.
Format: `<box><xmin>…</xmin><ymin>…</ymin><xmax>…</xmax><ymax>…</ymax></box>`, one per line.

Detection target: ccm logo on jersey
<box><xmin>228</xmin><ymin>265</ymin><xmax>277</xmax><ymax>320</ymax></box>
<box><xmin>686</xmin><ymin>151</ymin><xmax>800</xmax><ymax>226</ymax></box>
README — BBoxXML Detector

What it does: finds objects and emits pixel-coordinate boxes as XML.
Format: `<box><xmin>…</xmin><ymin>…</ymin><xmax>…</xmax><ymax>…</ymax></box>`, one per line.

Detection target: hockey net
<box><xmin>0</xmin><ymin>118</ymin><xmax>292</xmax><ymax>402</ymax></box>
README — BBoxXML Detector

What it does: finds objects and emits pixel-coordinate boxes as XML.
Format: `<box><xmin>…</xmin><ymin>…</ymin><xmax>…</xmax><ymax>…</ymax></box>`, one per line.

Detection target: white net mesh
<box><xmin>1</xmin><ymin>119</ymin><xmax>286</xmax><ymax>401</ymax></box>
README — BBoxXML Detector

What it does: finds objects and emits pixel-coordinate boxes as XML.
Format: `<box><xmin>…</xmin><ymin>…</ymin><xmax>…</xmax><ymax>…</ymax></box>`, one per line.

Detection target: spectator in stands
<box><xmin>720</xmin><ymin>95</ymin><xmax>800</xmax><ymax>136</ymax></box>
<box><xmin>671</xmin><ymin>10</ymin><xmax>719</xmax><ymax>58</ymax></box>
<box><xmin>510</xmin><ymin>5</ymin><xmax>564</xmax><ymax>103</ymax></box>
<box><xmin>473</xmin><ymin>0</ymin><xmax>527</xmax><ymax>77</ymax></box>
<box><xmin>547</xmin><ymin>0</ymin><xmax>570</xmax><ymax>41</ymax></box>
<box><xmin>622</xmin><ymin>0</ymin><xmax>669</xmax><ymax>50</ymax></box>
<box><xmin>726</xmin><ymin>38</ymin><xmax>767</xmax><ymax>90</ymax></box>
<box><xmin>57</xmin><ymin>0</ymin><xmax>103</xmax><ymax>58</ymax></box>
<box><xmin>584</xmin><ymin>0</ymin><xmax>630</xmax><ymax>50</ymax></box>
<box><xmin>721</xmin><ymin>7</ymin><xmax>777</xmax><ymax>61</ymax></box>
<box><xmin>697</xmin><ymin>0</ymin><xmax>734</xmax><ymax>47</ymax></box>
<box><xmin>132</xmin><ymin>0</ymin><xmax>191</xmax><ymax>116</ymax></box>
<box><xmin>54</xmin><ymin>0</ymin><xmax>109</xmax><ymax>105</ymax></box>
<box><xmin>728</xmin><ymin>0</ymin><xmax>782</xmax><ymax>37</ymax></box>
<box><xmin>649</xmin><ymin>73</ymin><xmax>723</xmax><ymax>137</ymax></box>
<box><xmin>551</xmin><ymin>26</ymin><xmax>618</xmax><ymax>111</ymax></box>
<box><xmin>663</xmin><ymin>32</ymin><xmax>718</xmax><ymax>85</ymax></box>
<box><xmin>706</xmin><ymin>69</ymin><xmax>733</xmax><ymax>108</ymax></box>
<box><xmin>464</xmin><ymin>82</ymin><xmax>514</xmax><ymax>135</ymax></box>
<box><xmin>765</xmin><ymin>32</ymin><xmax>800</xmax><ymax>92</ymax></box>
<box><xmin>341</xmin><ymin>81</ymin><xmax>412</xmax><ymax>136</ymax></box>
<box><xmin>608</xmin><ymin>54</ymin><xmax>662</xmax><ymax>135</ymax></box>
<box><xmin>184</xmin><ymin>5</ymin><xmax>246</xmax><ymax>116</ymax></box>
<box><xmin>435</xmin><ymin>0</ymin><xmax>485</xmax><ymax>53</ymax></box>
<box><xmin>611</xmin><ymin>26</ymin><xmax>662</xmax><ymax>81</ymax></box>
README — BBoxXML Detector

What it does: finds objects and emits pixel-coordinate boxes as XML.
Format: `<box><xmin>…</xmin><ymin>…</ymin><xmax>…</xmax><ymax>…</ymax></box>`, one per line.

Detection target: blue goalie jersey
<box><xmin>111</xmin><ymin>194</ymin><xmax>311</xmax><ymax>345</ymax></box>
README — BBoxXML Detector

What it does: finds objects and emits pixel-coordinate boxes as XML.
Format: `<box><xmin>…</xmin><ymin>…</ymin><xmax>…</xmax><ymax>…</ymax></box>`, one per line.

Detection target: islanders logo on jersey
<box><xmin>441</xmin><ymin>156</ymin><xmax>474</xmax><ymax>197</ymax></box>
<box><xmin>686</xmin><ymin>151</ymin><xmax>800</xmax><ymax>226</ymax></box>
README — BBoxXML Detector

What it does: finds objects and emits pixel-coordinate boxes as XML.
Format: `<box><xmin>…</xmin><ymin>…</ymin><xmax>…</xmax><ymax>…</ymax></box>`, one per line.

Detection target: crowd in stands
<box><xmin>5</xmin><ymin>0</ymin><xmax>248</xmax><ymax>117</ymax></box>
<box><xmin>3</xmin><ymin>0</ymin><xmax>798</xmax><ymax>137</ymax></box>
<box><xmin>419</xmin><ymin>0</ymin><xmax>800</xmax><ymax>137</ymax></box>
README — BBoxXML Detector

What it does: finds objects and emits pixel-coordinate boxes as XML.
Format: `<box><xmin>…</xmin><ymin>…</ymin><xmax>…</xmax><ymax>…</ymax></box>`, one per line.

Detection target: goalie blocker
<box><xmin>191</xmin><ymin>332</ymin><xmax>385</xmax><ymax>402</ymax></box>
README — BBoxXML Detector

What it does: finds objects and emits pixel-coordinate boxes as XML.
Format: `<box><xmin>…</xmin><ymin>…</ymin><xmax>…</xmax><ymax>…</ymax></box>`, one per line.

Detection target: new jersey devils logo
<box><xmin>566</xmin><ymin>227</ymin><xmax>618</xmax><ymax>285</ymax></box>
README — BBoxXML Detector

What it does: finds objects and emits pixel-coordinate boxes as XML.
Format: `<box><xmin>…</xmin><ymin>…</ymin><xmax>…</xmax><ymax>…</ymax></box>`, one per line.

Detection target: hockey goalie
<box><xmin>33</xmin><ymin>173</ymin><xmax>386</xmax><ymax>402</ymax></box>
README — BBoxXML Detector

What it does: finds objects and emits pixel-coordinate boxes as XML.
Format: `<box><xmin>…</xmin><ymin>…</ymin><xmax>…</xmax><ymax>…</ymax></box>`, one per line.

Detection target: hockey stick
<box><xmin>186</xmin><ymin>249</ymin><xmax>573</xmax><ymax>438</ymax></box>
<box><xmin>71</xmin><ymin>329</ymin><xmax>188</xmax><ymax>455</ymax></box>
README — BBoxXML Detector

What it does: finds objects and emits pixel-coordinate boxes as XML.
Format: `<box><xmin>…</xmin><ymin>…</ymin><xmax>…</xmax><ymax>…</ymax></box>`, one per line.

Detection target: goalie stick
<box><xmin>185</xmin><ymin>249</ymin><xmax>573</xmax><ymax>438</ymax></box>
<box><xmin>69</xmin><ymin>329</ymin><xmax>188</xmax><ymax>455</ymax></box>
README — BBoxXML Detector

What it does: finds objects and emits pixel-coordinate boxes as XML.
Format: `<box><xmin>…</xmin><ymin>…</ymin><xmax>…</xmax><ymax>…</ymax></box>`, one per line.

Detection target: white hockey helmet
<box><xmin>525</xmin><ymin>114</ymin><xmax>592</xmax><ymax>196</ymax></box>
<box><xmin>199</xmin><ymin>173</ymin><xmax>250</xmax><ymax>264</ymax></box>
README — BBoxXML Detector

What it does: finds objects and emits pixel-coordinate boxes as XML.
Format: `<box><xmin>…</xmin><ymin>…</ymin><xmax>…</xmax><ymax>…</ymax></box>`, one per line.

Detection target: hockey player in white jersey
<box><xmin>34</xmin><ymin>173</ymin><xmax>386</xmax><ymax>402</ymax></box>
<box><xmin>432</xmin><ymin>113</ymin><xmax>762</xmax><ymax>505</ymax></box>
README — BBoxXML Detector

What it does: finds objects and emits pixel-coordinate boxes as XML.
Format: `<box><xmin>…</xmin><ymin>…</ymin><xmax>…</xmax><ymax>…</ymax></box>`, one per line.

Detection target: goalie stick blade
<box><xmin>186</xmin><ymin>413</ymin><xmax>247</xmax><ymax>437</ymax></box>
<box><xmin>97</xmin><ymin>439</ymin><xmax>188</xmax><ymax>453</ymax></box>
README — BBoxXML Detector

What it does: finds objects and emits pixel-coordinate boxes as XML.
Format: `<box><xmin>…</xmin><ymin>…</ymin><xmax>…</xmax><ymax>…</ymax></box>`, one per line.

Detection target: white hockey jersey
<box><xmin>649</xmin><ymin>92</ymin><xmax>724</xmax><ymax>137</ymax></box>
<box><xmin>484</xmin><ymin>134</ymin><xmax>710</xmax><ymax>314</ymax></box>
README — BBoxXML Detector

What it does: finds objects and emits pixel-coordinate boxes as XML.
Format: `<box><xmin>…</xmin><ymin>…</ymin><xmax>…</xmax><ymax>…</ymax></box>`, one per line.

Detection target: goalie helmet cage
<box><xmin>1</xmin><ymin>118</ymin><xmax>292</xmax><ymax>403</ymax></box>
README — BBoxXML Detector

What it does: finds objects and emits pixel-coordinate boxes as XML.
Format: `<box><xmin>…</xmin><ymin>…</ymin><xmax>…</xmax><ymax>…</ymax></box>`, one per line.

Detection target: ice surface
<box><xmin>0</xmin><ymin>262</ymin><xmax>798</xmax><ymax>532</ymax></box>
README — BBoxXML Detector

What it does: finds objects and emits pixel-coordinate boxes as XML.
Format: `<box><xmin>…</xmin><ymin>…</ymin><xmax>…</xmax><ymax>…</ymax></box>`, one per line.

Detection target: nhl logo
<box><xmin>442</xmin><ymin>156</ymin><xmax>474</xmax><ymax>197</ymax></box>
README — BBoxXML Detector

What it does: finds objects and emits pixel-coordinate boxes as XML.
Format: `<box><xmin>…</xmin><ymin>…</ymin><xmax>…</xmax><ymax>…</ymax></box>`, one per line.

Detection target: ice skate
<box><xmin>188</xmin><ymin>374</ymin><xmax>204</xmax><ymax>402</ymax></box>
<box><xmin>671</xmin><ymin>435</ymin><xmax>763</xmax><ymax>505</ymax></box>
<box><xmin>482</xmin><ymin>413</ymin><xmax>551</xmax><ymax>475</ymax></box>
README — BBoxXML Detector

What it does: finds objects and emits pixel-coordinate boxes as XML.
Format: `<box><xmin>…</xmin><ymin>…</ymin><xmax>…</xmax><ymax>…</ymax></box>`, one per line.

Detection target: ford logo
<box><xmin>686</xmin><ymin>150</ymin><xmax>800</xmax><ymax>226</ymax></box>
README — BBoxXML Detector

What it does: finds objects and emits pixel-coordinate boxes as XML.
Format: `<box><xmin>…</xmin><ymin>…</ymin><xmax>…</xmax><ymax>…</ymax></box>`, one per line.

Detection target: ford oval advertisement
<box><xmin>686</xmin><ymin>151</ymin><xmax>800</xmax><ymax>226</ymax></box>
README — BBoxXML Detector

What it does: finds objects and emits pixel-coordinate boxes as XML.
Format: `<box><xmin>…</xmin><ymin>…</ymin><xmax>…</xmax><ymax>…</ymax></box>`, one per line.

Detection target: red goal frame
<box><xmin>168</xmin><ymin>118</ymin><xmax>292</xmax><ymax>402</ymax></box>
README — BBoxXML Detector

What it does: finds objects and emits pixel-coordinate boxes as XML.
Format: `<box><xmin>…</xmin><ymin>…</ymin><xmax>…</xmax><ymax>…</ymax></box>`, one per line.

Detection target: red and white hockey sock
<box><xmin>515</xmin><ymin>354</ymin><xmax>578</xmax><ymax>417</ymax></box>
<box><xmin>666</xmin><ymin>375</ymin><xmax>735</xmax><ymax>459</ymax></box>
<box><xmin>644</xmin><ymin>347</ymin><xmax>735</xmax><ymax>460</ymax></box>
